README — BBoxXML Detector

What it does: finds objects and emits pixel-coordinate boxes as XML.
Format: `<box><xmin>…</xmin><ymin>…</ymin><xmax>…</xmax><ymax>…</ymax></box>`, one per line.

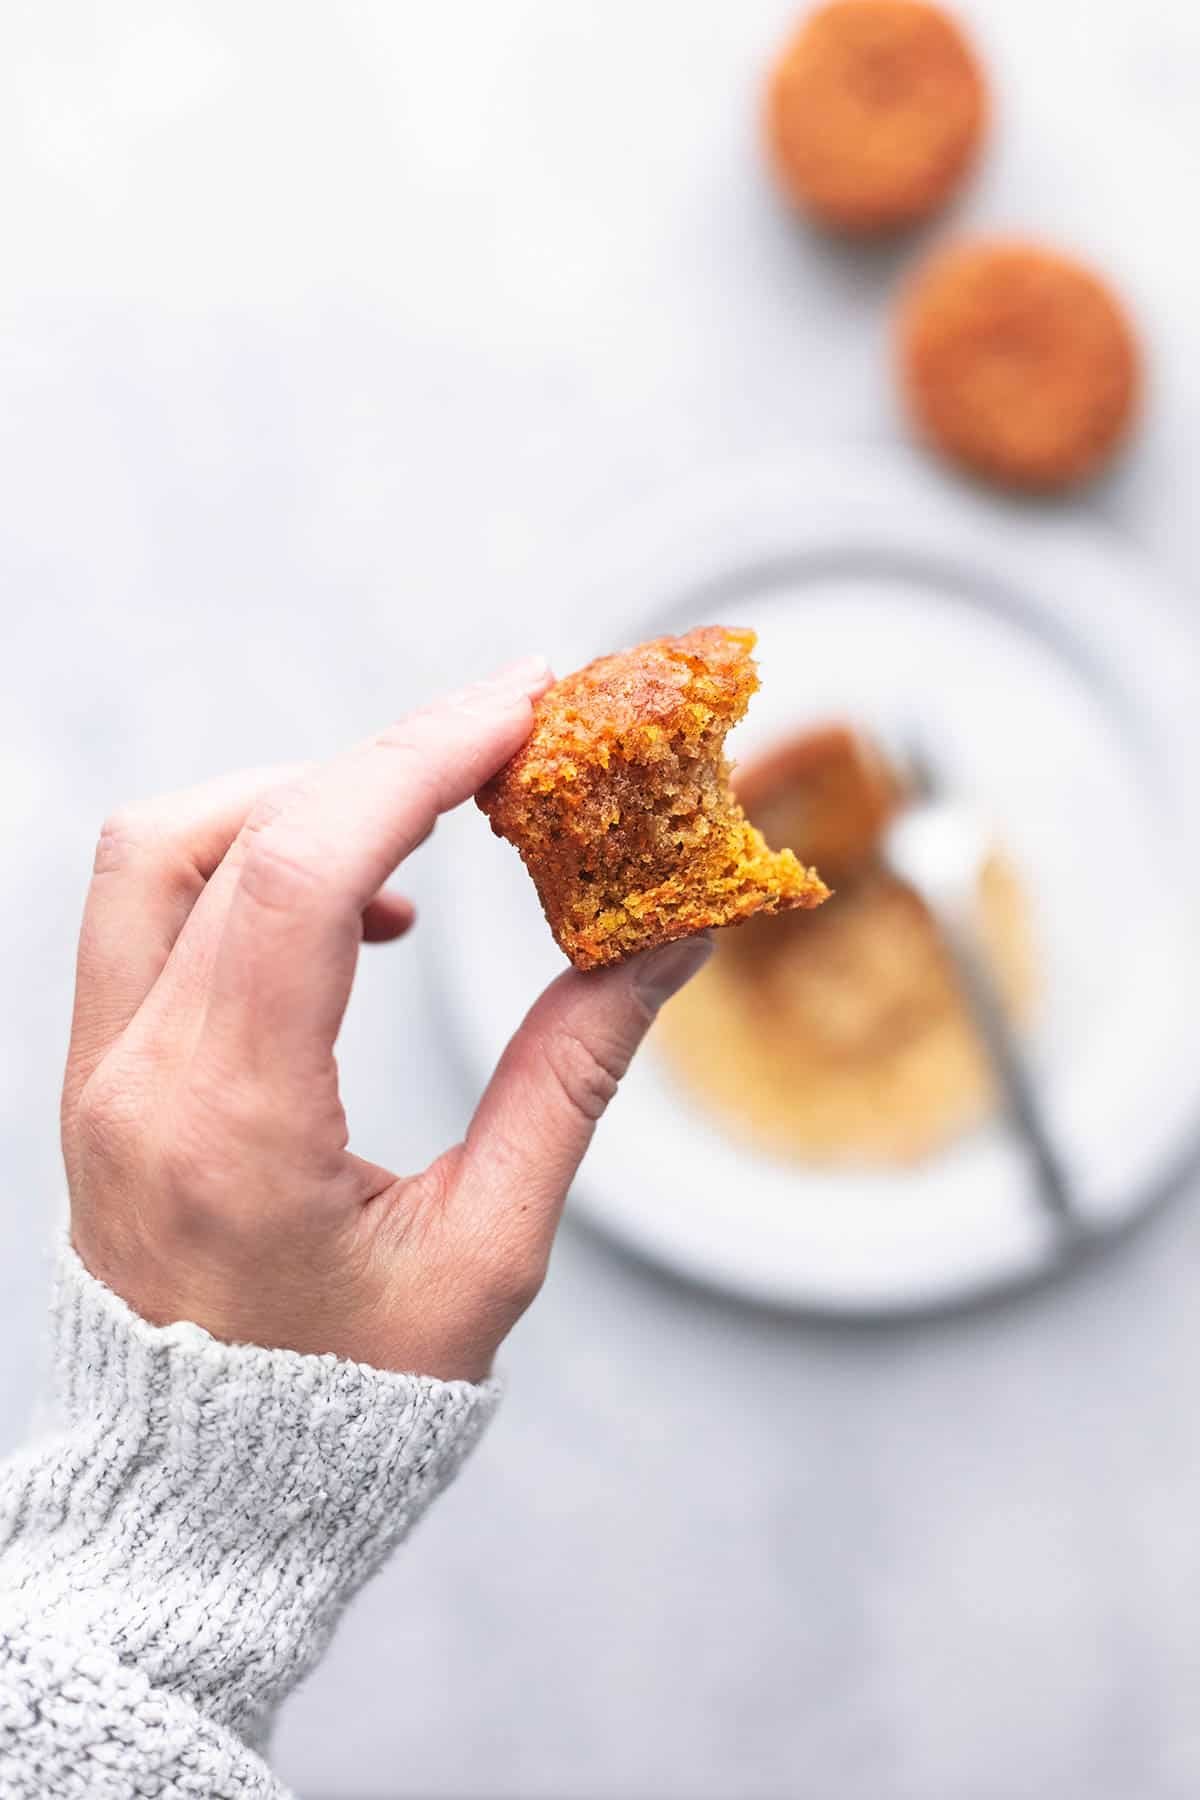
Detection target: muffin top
<box><xmin>898</xmin><ymin>238</ymin><xmax>1141</xmax><ymax>488</ymax></box>
<box><xmin>765</xmin><ymin>0</ymin><xmax>987</xmax><ymax>233</ymax></box>
<box><xmin>482</xmin><ymin>627</ymin><xmax>759</xmax><ymax>809</ymax></box>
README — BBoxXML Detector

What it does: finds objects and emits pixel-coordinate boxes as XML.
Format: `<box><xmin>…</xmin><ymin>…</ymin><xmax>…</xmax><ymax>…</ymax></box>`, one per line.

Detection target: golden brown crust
<box><xmin>477</xmin><ymin>627</ymin><xmax>829</xmax><ymax>969</ymax></box>
<box><xmin>765</xmin><ymin>1</ymin><xmax>987</xmax><ymax>234</ymax></box>
<box><xmin>897</xmin><ymin>238</ymin><xmax>1141</xmax><ymax>489</ymax></box>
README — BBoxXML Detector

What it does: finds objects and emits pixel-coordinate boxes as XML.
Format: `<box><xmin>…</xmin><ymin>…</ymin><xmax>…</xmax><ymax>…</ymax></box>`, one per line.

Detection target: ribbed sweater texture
<box><xmin>0</xmin><ymin>1243</ymin><xmax>499</xmax><ymax>1797</ymax></box>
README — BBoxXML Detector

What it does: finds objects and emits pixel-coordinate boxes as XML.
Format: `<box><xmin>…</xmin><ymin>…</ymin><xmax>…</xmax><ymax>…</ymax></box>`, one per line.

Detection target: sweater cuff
<box><xmin>0</xmin><ymin>1242</ymin><xmax>499</xmax><ymax>1743</ymax></box>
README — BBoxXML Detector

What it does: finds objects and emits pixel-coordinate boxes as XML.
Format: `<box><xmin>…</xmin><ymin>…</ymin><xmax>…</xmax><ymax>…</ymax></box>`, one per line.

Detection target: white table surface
<box><xmin>3</xmin><ymin>3</ymin><xmax>1200</xmax><ymax>1795</ymax></box>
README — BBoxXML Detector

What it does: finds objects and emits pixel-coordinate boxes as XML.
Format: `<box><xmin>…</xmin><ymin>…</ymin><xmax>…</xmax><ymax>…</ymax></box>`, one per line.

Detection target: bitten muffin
<box><xmin>898</xmin><ymin>238</ymin><xmax>1141</xmax><ymax>489</ymax></box>
<box><xmin>765</xmin><ymin>0</ymin><xmax>987</xmax><ymax>234</ymax></box>
<box><xmin>477</xmin><ymin>627</ymin><xmax>829</xmax><ymax>970</ymax></box>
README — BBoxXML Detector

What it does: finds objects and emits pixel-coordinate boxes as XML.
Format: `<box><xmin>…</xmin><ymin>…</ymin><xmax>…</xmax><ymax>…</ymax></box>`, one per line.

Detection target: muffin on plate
<box><xmin>656</xmin><ymin>725</ymin><xmax>1036</xmax><ymax>1163</ymax></box>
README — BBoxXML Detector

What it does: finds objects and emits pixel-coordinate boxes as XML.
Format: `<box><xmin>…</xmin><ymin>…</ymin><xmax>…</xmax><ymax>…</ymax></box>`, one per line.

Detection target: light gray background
<box><xmin>2</xmin><ymin>2</ymin><xmax>1199</xmax><ymax>1795</ymax></box>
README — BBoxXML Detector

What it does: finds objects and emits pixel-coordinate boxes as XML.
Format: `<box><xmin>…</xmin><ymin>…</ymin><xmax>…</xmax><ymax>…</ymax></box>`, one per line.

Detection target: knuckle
<box><xmin>92</xmin><ymin>805</ymin><xmax>205</xmax><ymax>906</ymax></box>
<box><xmin>239</xmin><ymin>781</ymin><xmax>305</xmax><ymax>842</ymax></box>
<box><xmin>92</xmin><ymin>805</ymin><xmax>153</xmax><ymax>876</ymax></box>
<box><xmin>75</xmin><ymin>1066</ymin><xmax>140</xmax><ymax>1151</ymax></box>
<box><xmin>237</xmin><ymin>830</ymin><xmax>329</xmax><ymax>915</ymax></box>
<box><xmin>72</xmin><ymin>1061</ymin><xmax>157</xmax><ymax>1184</ymax></box>
<box><xmin>544</xmin><ymin>1025</ymin><xmax>624</xmax><ymax>1125</ymax></box>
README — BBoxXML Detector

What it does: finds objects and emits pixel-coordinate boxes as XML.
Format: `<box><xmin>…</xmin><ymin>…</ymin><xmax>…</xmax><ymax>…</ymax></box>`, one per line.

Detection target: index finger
<box><xmin>65</xmin><ymin>762</ymin><xmax>310</xmax><ymax>1108</ymax></box>
<box><xmin>198</xmin><ymin>657</ymin><xmax>551</xmax><ymax>1081</ymax></box>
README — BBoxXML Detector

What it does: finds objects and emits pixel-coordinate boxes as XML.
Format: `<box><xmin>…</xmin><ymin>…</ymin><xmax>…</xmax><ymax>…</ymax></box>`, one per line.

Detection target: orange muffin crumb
<box><xmin>898</xmin><ymin>238</ymin><xmax>1141</xmax><ymax>489</ymax></box>
<box><xmin>477</xmin><ymin>627</ymin><xmax>829</xmax><ymax>970</ymax></box>
<box><xmin>765</xmin><ymin>1</ymin><xmax>987</xmax><ymax>234</ymax></box>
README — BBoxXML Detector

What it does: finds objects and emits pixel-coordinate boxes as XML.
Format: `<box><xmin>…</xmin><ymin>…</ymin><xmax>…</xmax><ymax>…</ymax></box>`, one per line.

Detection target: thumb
<box><xmin>450</xmin><ymin>935</ymin><xmax>713</xmax><ymax>1275</ymax></box>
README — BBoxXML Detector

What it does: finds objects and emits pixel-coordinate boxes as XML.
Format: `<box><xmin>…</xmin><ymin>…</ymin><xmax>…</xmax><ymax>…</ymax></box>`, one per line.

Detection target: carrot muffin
<box><xmin>656</xmin><ymin>726</ymin><xmax>1036</xmax><ymax>1164</ymax></box>
<box><xmin>765</xmin><ymin>1</ymin><xmax>987</xmax><ymax>234</ymax></box>
<box><xmin>477</xmin><ymin>627</ymin><xmax>829</xmax><ymax>970</ymax></box>
<box><xmin>898</xmin><ymin>238</ymin><xmax>1141</xmax><ymax>489</ymax></box>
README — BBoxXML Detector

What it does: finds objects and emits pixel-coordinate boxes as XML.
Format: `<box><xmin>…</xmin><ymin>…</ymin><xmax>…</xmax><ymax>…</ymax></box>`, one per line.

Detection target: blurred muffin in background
<box><xmin>898</xmin><ymin>239</ymin><xmax>1142</xmax><ymax>489</ymax></box>
<box><xmin>655</xmin><ymin>726</ymin><xmax>1035</xmax><ymax>1165</ymax></box>
<box><xmin>765</xmin><ymin>1</ymin><xmax>987</xmax><ymax>234</ymax></box>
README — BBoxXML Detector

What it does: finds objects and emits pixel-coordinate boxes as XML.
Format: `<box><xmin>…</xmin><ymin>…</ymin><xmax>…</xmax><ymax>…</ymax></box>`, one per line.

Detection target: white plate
<box><xmin>430</xmin><ymin>448</ymin><xmax>1200</xmax><ymax>1314</ymax></box>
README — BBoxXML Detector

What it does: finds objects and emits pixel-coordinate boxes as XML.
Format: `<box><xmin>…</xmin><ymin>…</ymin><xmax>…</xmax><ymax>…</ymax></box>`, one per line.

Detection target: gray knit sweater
<box><xmin>0</xmin><ymin>1244</ymin><xmax>499</xmax><ymax>1797</ymax></box>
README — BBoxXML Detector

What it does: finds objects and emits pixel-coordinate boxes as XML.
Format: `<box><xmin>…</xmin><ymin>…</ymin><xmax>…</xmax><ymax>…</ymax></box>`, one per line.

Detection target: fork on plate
<box><xmin>880</xmin><ymin>738</ymin><xmax>1085</xmax><ymax>1239</ymax></box>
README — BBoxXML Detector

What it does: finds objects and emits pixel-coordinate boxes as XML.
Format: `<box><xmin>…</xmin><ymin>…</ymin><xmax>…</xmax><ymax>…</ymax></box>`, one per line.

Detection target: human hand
<box><xmin>62</xmin><ymin>660</ymin><xmax>710</xmax><ymax>1381</ymax></box>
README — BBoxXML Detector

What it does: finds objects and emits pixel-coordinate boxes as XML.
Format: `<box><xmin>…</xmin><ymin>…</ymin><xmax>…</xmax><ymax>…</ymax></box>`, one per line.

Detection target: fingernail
<box><xmin>481</xmin><ymin>655</ymin><xmax>551</xmax><ymax>695</ymax></box>
<box><xmin>633</xmin><ymin>935</ymin><xmax>714</xmax><ymax>1013</ymax></box>
<box><xmin>452</xmin><ymin>657</ymin><xmax>552</xmax><ymax>718</ymax></box>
